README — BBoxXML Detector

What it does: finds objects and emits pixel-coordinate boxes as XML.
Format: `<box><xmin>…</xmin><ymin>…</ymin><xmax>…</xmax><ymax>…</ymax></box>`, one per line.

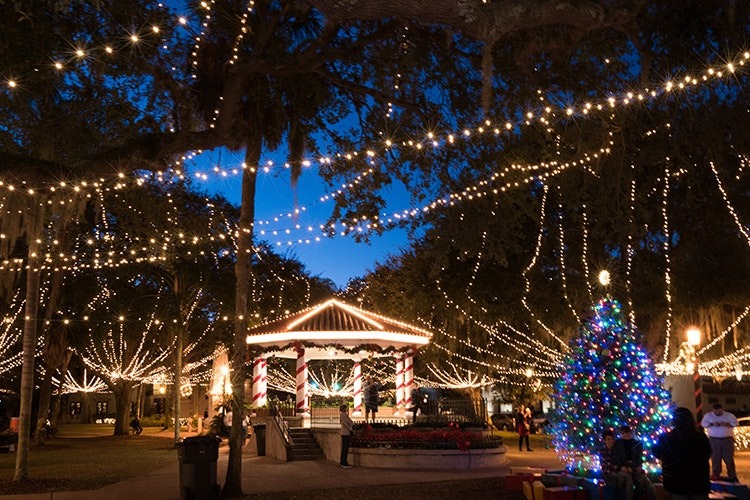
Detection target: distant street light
<box><xmin>687</xmin><ymin>327</ymin><xmax>701</xmax><ymax>346</ymax></box>
<box><xmin>598</xmin><ymin>270</ymin><xmax>611</xmax><ymax>286</ymax></box>
<box><xmin>520</xmin><ymin>368</ymin><xmax>534</xmax><ymax>404</ymax></box>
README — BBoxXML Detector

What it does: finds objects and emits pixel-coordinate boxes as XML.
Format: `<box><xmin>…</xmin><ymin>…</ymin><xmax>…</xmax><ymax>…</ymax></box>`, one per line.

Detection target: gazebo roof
<box><xmin>245</xmin><ymin>298</ymin><xmax>432</xmax><ymax>359</ymax></box>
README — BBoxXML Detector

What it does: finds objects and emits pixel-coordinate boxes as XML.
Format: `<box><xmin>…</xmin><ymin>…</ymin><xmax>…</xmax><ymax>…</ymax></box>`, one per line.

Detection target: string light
<box><xmin>0</xmin><ymin>292</ymin><xmax>24</xmax><ymax>374</ymax></box>
<box><xmin>520</xmin><ymin>184</ymin><xmax>567</xmax><ymax>346</ymax></box>
<box><xmin>626</xmin><ymin>169</ymin><xmax>637</xmax><ymax>326</ymax></box>
<box><xmin>557</xmin><ymin>194</ymin><xmax>581</xmax><ymax>323</ymax></box>
<box><xmin>660</xmin><ymin>160</ymin><xmax>674</xmax><ymax>363</ymax></box>
<box><xmin>426</xmin><ymin>362</ymin><xmax>494</xmax><ymax>389</ymax></box>
<box><xmin>710</xmin><ymin>161</ymin><xmax>750</xmax><ymax>248</ymax></box>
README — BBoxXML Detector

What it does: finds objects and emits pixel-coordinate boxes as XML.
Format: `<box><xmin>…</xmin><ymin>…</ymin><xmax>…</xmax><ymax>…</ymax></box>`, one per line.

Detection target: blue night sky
<box><xmin>191</xmin><ymin>149</ymin><xmax>412</xmax><ymax>289</ymax></box>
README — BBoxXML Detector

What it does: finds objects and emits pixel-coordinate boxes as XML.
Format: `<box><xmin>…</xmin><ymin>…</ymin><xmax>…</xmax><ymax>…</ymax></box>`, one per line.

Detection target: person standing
<box><xmin>241</xmin><ymin>413</ymin><xmax>251</xmax><ymax>446</ymax></box>
<box><xmin>701</xmin><ymin>403</ymin><xmax>738</xmax><ymax>481</ymax></box>
<box><xmin>515</xmin><ymin>405</ymin><xmax>531</xmax><ymax>451</ymax></box>
<box><xmin>364</xmin><ymin>376</ymin><xmax>380</xmax><ymax>423</ymax></box>
<box><xmin>654</xmin><ymin>407</ymin><xmax>711</xmax><ymax>500</ymax></box>
<box><xmin>339</xmin><ymin>404</ymin><xmax>353</xmax><ymax>468</ymax></box>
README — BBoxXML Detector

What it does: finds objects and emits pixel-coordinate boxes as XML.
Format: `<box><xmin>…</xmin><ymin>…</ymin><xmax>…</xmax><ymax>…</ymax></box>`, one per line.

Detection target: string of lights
<box><xmin>520</xmin><ymin>184</ymin><xmax>567</xmax><ymax>346</ymax></box>
<box><xmin>660</xmin><ymin>160</ymin><xmax>674</xmax><ymax>363</ymax></box>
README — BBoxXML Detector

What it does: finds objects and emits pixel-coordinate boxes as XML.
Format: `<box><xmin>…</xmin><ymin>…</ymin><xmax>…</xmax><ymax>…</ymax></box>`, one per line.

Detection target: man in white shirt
<box><xmin>701</xmin><ymin>403</ymin><xmax>738</xmax><ymax>482</ymax></box>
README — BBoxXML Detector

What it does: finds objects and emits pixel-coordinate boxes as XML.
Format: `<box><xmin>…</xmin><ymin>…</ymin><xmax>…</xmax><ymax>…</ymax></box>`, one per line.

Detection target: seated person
<box><xmin>130</xmin><ymin>415</ymin><xmax>143</xmax><ymax>435</ymax></box>
<box><xmin>599</xmin><ymin>429</ymin><xmax>633</xmax><ymax>500</ymax></box>
<box><xmin>614</xmin><ymin>426</ymin><xmax>656</xmax><ymax>500</ymax></box>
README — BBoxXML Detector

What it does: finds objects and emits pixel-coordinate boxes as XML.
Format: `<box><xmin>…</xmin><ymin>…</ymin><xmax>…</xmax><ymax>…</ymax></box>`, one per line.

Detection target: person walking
<box><xmin>654</xmin><ymin>407</ymin><xmax>711</xmax><ymax>500</ymax></box>
<box><xmin>339</xmin><ymin>404</ymin><xmax>353</xmax><ymax>468</ymax></box>
<box><xmin>701</xmin><ymin>403</ymin><xmax>738</xmax><ymax>482</ymax></box>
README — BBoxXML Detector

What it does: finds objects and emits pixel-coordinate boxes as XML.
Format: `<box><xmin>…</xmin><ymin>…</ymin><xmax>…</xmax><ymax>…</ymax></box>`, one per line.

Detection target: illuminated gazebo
<box><xmin>245</xmin><ymin>298</ymin><xmax>432</xmax><ymax>417</ymax></box>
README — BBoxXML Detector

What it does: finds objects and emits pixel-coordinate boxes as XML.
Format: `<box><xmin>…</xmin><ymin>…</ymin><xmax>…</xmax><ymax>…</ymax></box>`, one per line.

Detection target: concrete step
<box><xmin>292</xmin><ymin>443</ymin><xmax>320</xmax><ymax>450</ymax></box>
<box><xmin>290</xmin><ymin>449</ymin><xmax>325</xmax><ymax>461</ymax></box>
<box><xmin>289</xmin><ymin>435</ymin><xmax>316</xmax><ymax>442</ymax></box>
<box><xmin>287</xmin><ymin>428</ymin><xmax>324</xmax><ymax>461</ymax></box>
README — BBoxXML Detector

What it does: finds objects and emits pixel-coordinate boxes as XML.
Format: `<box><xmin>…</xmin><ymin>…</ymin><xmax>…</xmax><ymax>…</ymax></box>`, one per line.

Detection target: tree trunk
<box><xmin>165</xmin><ymin>384</ymin><xmax>173</xmax><ymax>429</ymax></box>
<box><xmin>48</xmin><ymin>350</ymin><xmax>72</xmax><ymax>430</ymax></box>
<box><xmin>173</xmin><ymin>324</ymin><xmax>183</xmax><ymax>444</ymax></box>
<box><xmin>222</xmin><ymin>138</ymin><xmax>260</xmax><ymax>498</ymax></box>
<box><xmin>14</xmin><ymin>212</ymin><xmax>42</xmax><ymax>482</ymax></box>
<box><xmin>113</xmin><ymin>381</ymin><xmax>135</xmax><ymax>436</ymax></box>
<box><xmin>34</xmin><ymin>266</ymin><xmax>67</xmax><ymax>444</ymax></box>
<box><xmin>135</xmin><ymin>384</ymin><xmax>143</xmax><ymax>419</ymax></box>
<box><xmin>33</xmin><ymin>372</ymin><xmax>53</xmax><ymax>446</ymax></box>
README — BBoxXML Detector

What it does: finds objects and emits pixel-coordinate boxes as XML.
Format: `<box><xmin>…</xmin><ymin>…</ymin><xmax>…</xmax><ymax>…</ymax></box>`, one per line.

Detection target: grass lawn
<box><xmin>493</xmin><ymin>430</ymin><xmax>553</xmax><ymax>450</ymax></box>
<box><xmin>0</xmin><ymin>424</ymin><xmax>179</xmax><ymax>495</ymax></box>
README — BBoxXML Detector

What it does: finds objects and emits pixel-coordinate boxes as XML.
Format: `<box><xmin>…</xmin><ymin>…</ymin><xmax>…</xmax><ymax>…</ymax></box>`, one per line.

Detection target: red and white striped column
<box><xmin>296</xmin><ymin>347</ymin><xmax>309</xmax><ymax>414</ymax></box>
<box><xmin>352</xmin><ymin>360</ymin><xmax>363</xmax><ymax>417</ymax></box>
<box><xmin>404</xmin><ymin>350</ymin><xmax>414</xmax><ymax>416</ymax></box>
<box><xmin>395</xmin><ymin>354</ymin><xmax>405</xmax><ymax>416</ymax></box>
<box><xmin>252</xmin><ymin>356</ymin><xmax>268</xmax><ymax>409</ymax></box>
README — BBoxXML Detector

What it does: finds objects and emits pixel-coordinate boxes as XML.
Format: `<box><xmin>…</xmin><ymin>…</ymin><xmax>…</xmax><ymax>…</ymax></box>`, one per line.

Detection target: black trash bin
<box><xmin>178</xmin><ymin>435</ymin><xmax>221</xmax><ymax>500</ymax></box>
<box><xmin>253</xmin><ymin>424</ymin><xmax>266</xmax><ymax>456</ymax></box>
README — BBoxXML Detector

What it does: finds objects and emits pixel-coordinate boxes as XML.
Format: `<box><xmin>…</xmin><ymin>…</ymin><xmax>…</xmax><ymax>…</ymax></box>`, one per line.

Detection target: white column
<box><xmin>352</xmin><ymin>360</ymin><xmax>363</xmax><ymax>417</ymax></box>
<box><xmin>296</xmin><ymin>348</ymin><xmax>309</xmax><ymax>414</ymax></box>
<box><xmin>260</xmin><ymin>357</ymin><xmax>268</xmax><ymax>408</ymax></box>
<box><xmin>404</xmin><ymin>350</ymin><xmax>414</xmax><ymax>417</ymax></box>
<box><xmin>252</xmin><ymin>356</ymin><xmax>267</xmax><ymax>409</ymax></box>
<box><xmin>395</xmin><ymin>355</ymin><xmax>405</xmax><ymax>416</ymax></box>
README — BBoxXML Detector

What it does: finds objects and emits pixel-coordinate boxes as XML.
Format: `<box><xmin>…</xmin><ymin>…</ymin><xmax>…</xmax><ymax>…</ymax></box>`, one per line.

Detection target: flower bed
<box><xmin>351</xmin><ymin>423</ymin><xmax>503</xmax><ymax>451</ymax></box>
<box><xmin>312</xmin><ymin>427</ymin><xmax>508</xmax><ymax>469</ymax></box>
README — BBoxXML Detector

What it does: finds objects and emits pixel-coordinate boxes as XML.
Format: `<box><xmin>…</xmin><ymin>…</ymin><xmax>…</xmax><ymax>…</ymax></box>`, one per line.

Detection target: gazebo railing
<box><xmin>271</xmin><ymin>400</ymin><xmax>297</xmax><ymax>417</ymax></box>
<box><xmin>309</xmin><ymin>398</ymin><xmax>488</xmax><ymax>429</ymax></box>
<box><xmin>309</xmin><ymin>407</ymin><xmax>341</xmax><ymax>429</ymax></box>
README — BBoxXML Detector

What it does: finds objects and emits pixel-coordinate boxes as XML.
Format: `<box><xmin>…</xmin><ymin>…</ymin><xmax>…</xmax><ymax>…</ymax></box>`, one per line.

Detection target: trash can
<box><xmin>253</xmin><ymin>424</ymin><xmax>266</xmax><ymax>456</ymax></box>
<box><xmin>177</xmin><ymin>435</ymin><xmax>221</xmax><ymax>500</ymax></box>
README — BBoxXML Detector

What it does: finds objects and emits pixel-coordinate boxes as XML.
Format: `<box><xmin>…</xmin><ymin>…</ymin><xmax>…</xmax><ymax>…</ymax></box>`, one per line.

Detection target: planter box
<box><xmin>350</xmin><ymin>445</ymin><xmax>508</xmax><ymax>469</ymax></box>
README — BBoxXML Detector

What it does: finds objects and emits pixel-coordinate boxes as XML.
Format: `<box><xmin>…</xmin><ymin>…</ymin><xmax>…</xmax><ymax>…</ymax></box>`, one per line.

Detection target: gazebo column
<box><xmin>404</xmin><ymin>350</ymin><xmax>414</xmax><ymax>417</ymax></box>
<box><xmin>395</xmin><ymin>354</ymin><xmax>405</xmax><ymax>416</ymax></box>
<box><xmin>296</xmin><ymin>347</ymin><xmax>309</xmax><ymax>414</ymax></box>
<box><xmin>252</xmin><ymin>356</ymin><xmax>267</xmax><ymax>409</ymax></box>
<box><xmin>352</xmin><ymin>360</ymin><xmax>363</xmax><ymax>417</ymax></box>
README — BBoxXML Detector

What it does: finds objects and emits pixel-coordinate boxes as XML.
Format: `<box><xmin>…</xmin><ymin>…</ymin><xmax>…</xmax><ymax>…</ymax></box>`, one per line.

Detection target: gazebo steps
<box><xmin>288</xmin><ymin>428</ymin><xmax>325</xmax><ymax>461</ymax></box>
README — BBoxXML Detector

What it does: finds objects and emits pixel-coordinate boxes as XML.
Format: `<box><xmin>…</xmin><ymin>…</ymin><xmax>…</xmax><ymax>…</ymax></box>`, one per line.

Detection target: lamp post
<box><xmin>686</xmin><ymin>327</ymin><xmax>702</xmax><ymax>421</ymax></box>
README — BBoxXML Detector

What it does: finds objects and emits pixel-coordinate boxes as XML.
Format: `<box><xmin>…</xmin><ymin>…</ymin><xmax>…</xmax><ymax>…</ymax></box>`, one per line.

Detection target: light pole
<box><xmin>686</xmin><ymin>327</ymin><xmax>702</xmax><ymax>421</ymax></box>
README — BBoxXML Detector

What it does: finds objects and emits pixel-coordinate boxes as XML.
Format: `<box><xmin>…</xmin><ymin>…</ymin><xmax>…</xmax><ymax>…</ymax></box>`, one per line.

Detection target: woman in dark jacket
<box><xmin>653</xmin><ymin>407</ymin><xmax>711</xmax><ymax>500</ymax></box>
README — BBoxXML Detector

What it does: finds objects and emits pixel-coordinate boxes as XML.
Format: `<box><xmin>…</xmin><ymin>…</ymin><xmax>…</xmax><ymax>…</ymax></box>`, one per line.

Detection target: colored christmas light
<box><xmin>551</xmin><ymin>296</ymin><xmax>673</xmax><ymax>474</ymax></box>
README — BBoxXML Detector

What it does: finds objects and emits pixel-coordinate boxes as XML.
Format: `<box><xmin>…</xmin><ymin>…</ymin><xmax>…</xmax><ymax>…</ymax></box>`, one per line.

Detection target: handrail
<box><xmin>270</xmin><ymin>404</ymin><xmax>293</xmax><ymax>446</ymax></box>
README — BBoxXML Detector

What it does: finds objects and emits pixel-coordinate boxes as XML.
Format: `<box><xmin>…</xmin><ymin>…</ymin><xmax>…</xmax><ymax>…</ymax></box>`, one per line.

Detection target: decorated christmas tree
<box><xmin>551</xmin><ymin>296</ymin><xmax>672</xmax><ymax>473</ymax></box>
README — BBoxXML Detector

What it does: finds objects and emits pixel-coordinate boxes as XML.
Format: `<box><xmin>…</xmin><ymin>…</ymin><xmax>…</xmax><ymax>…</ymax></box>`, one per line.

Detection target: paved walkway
<box><xmin>0</xmin><ymin>444</ymin><xmax>562</xmax><ymax>499</ymax></box>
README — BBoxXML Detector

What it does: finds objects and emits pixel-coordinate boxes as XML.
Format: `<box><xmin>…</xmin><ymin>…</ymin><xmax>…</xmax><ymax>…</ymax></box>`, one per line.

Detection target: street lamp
<box><xmin>686</xmin><ymin>327</ymin><xmax>702</xmax><ymax>421</ymax></box>
<box><xmin>520</xmin><ymin>368</ymin><xmax>534</xmax><ymax>405</ymax></box>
